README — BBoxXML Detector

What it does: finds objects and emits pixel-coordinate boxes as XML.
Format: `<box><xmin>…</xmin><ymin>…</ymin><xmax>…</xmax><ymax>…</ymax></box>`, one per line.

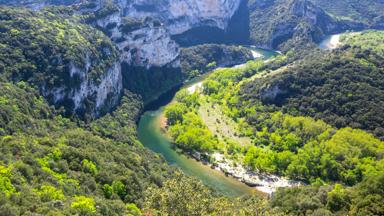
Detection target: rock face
<box><xmin>47</xmin><ymin>60</ymin><xmax>122</xmax><ymax>117</ymax></box>
<box><xmin>83</xmin><ymin>0</ymin><xmax>242</xmax><ymax>68</ymax></box>
<box><xmin>259</xmin><ymin>84</ymin><xmax>287</xmax><ymax>104</ymax></box>
<box><xmin>115</xmin><ymin>0</ymin><xmax>241</xmax><ymax>35</ymax></box>
<box><xmin>101</xmin><ymin>15</ymin><xmax>180</xmax><ymax>68</ymax></box>
<box><xmin>75</xmin><ymin>0</ymin><xmax>243</xmax><ymax>102</ymax></box>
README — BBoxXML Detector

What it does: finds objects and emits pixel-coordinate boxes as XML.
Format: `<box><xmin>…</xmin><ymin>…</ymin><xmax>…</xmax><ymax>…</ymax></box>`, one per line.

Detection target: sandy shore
<box><xmin>208</xmin><ymin>153</ymin><xmax>303</xmax><ymax>194</ymax></box>
<box><xmin>158</xmin><ymin>113</ymin><xmax>168</xmax><ymax>131</ymax></box>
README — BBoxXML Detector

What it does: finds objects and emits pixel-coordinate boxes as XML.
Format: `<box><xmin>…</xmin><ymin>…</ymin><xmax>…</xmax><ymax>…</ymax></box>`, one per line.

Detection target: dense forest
<box><xmin>310</xmin><ymin>0</ymin><xmax>384</xmax><ymax>28</ymax></box>
<box><xmin>240</xmin><ymin>31</ymin><xmax>384</xmax><ymax>139</ymax></box>
<box><xmin>0</xmin><ymin>81</ymin><xmax>160</xmax><ymax>215</ymax></box>
<box><xmin>0</xmin><ymin>6</ymin><xmax>274</xmax><ymax>216</ymax></box>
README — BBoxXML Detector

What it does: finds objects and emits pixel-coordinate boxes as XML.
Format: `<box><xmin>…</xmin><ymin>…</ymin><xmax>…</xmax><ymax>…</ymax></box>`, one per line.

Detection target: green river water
<box><xmin>138</xmin><ymin>48</ymin><xmax>278</xmax><ymax>197</ymax></box>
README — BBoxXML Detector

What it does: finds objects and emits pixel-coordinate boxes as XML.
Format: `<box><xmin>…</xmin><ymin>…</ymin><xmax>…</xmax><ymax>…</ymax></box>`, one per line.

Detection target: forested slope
<box><xmin>247</xmin><ymin>0</ymin><xmax>338</xmax><ymax>49</ymax></box>
<box><xmin>311</xmin><ymin>0</ymin><xmax>384</xmax><ymax>28</ymax></box>
<box><xmin>0</xmin><ymin>81</ymin><xmax>273</xmax><ymax>215</ymax></box>
<box><xmin>0</xmin><ymin>7</ymin><xmax>121</xmax><ymax>118</ymax></box>
<box><xmin>240</xmin><ymin>31</ymin><xmax>384</xmax><ymax>139</ymax></box>
<box><xmin>0</xmin><ymin>81</ymin><xmax>173</xmax><ymax>215</ymax></box>
<box><xmin>1</xmin><ymin>2</ymin><xmax>384</xmax><ymax>216</ymax></box>
<box><xmin>247</xmin><ymin>0</ymin><xmax>384</xmax><ymax>51</ymax></box>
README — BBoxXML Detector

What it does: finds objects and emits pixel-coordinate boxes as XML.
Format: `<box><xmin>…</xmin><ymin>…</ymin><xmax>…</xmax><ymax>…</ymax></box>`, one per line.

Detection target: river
<box><xmin>137</xmin><ymin>48</ymin><xmax>278</xmax><ymax>197</ymax></box>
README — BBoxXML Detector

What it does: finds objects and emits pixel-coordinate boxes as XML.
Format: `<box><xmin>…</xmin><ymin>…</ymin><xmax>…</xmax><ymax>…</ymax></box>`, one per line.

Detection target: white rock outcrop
<box><xmin>116</xmin><ymin>0</ymin><xmax>241</xmax><ymax>35</ymax></box>
<box><xmin>43</xmin><ymin>57</ymin><xmax>122</xmax><ymax>116</ymax></box>
<box><xmin>89</xmin><ymin>0</ymin><xmax>242</xmax><ymax>68</ymax></box>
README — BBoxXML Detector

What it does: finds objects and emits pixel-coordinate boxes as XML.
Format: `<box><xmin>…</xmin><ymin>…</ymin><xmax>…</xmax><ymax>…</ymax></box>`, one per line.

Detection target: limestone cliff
<box><xmin>0</xmin><ymin>7</ymin><xmax>122</xmax><ymax>118</ymax></box>
<box><xmin>76</xmin><ymin>0</ymin><xmax>244</xmax><ymax>102</ymax></box>
<box><xmin>81</xmin><ymin>0</ymin><xmax>242</xmax><ymax>68</ymax></box>
<box><xmin>46</xmin><ymin>58</ymin><xmax>122</xmax><ymax>117</ymax></box>
<box><xmin>115</xmin><ymin>0</ymin><xmax>241</xmax><ymax>35</ymax></box>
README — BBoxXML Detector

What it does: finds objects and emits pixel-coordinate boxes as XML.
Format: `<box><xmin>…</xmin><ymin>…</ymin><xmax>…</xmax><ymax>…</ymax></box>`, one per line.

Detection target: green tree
<box><xmin>0</xmin><ymin>165</ymin><xmax>15</xmax><ymax>197</ymax></box>
<box><xmin>126</xmin><ymin>203</ymin><xmax>141</xmax><ymax>216</ymax></box>
<box><xmin>103</xmin><ymin>184</ymin><xmax>113</xmax><ymax>199</ymax></box>
<box><xmin>112</xmin><ymin>180</ymin><xmax>126</xmax><ymax>199</ymax></box>
<box><xmin>82</xmin><ymin>159</ymin><xmax>97</xmax><ymax>175</ymax></box>
<box><xmin>203</xmin><ymin>80</ymin><xmax>220</xmax><ymax>95</ymax></box>
<box><xmin>164</xmin><ymin>103</ymin><xmax>187</xmax><ymax>125</ymax></box>
<box><xmin>326</xmin><ymin>184</ymin><xmax>350</xmax><ymax>212</ymax></box>
<box><xmin>35</xmin><ymin>185</ymin><xmax>65</xmax><ymax>202</ymax></box>
<box><xmin>71</xmin><ymin>196</ymin><xmax>96</xmax><ymax>215</ymax></box>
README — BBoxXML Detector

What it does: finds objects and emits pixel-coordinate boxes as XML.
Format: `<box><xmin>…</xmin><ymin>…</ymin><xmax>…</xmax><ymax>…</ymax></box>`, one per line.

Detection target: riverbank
<box><xmin>160</xmin><ymin>111</ymin><xmax>302</xmax><ymax>195</ymax></box>
<box><xmin>160</xmin><ymin>48</ymin><xmax>302</xmax><ymax>194</ymax></box>
<box><xmin>209</xmin><ymin>153</ymin><xmax>302</xmax><ymax>194</ymax></box>
<box><xmin>138</xmin><ymin>47</ymin><xmax>282</xmax><ymax>197</ymax></box>
<box><xmin>138</xmin><ymin>110</ymin><xmax>261</xmax><ymax>197</ymax></box>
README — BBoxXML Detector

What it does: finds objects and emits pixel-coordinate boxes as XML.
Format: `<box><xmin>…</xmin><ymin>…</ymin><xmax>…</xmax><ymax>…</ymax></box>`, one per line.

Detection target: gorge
<box><xmin>138</xmin><ymin>47</ymin><xmax>280</xmax><ymax>197</ymax></box>
<box><xmin>0</xmin><ymin>0</ymin><xmax>383</xmax><ymax>215</ymax></box>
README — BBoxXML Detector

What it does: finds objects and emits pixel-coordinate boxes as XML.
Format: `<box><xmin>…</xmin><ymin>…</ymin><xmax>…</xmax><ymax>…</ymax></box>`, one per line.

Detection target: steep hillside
<box><xmin>311</xmin><ymin>0</ymin><xmax>384</xmax><ymax>28</ymax></box>
<box><xmin>240</xmin><ymin>31</ymin><xmax>384</xmax><ymax>138</ymax></box>
<box><xmin>247</xmin><ymin>0</ymin><xmax>339</xmax><ymax>49</ymax></box>
<box><xmin>246</xmin><ymin>0</ymin><xmax>383</xmax><ymax>50</ymax></box>
<box><xmin>0</xmin><ymin>0</ymin><xmax>246</xmax><ymax>103</ymax></box>
<box><xmin>0</xmin><ymin>5</ymin><xmax>270</xmax><ymax>216</ymax></box>
<box><xmin>270</xmin><ymin>174</ymin><xmax>384</xmax><ymax>215</ymax></box>
<box><xmin>0</xmin><ymin>2</ymin><xmax>383</xmax><ymax>216</ymax></box>
<box><xmin>0</xmin><ymin>7</ymin><xmax>122</xmax><ymax>118</ymax></box>
<box><xmin>0</xmin><ymin>81</ymin><xmax>171</xmax><ymax>215</ymax></box>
